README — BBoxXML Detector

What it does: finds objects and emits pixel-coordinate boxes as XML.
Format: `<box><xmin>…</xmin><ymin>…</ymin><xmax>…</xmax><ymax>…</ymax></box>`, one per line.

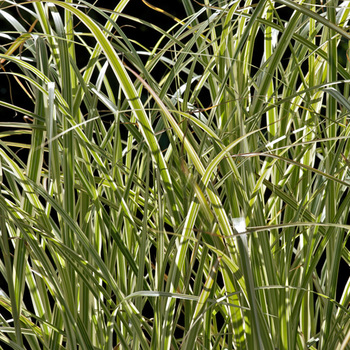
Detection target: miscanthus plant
<box><xmin>0</xmin><ymin>0</ymin><xmax>350</xmax><ymax>349</ymax></box>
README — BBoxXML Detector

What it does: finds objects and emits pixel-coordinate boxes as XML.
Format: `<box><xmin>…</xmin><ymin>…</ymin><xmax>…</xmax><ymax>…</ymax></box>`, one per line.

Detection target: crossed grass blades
<box><xmin>0</xmin><ymin>0</ymin><xmax>350</xmax><ymax>349</ymax></box>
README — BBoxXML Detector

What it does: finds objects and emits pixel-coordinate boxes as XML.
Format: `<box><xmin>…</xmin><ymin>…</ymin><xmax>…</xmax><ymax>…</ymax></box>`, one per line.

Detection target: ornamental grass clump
<box><xmin>0</xmin><ymin>0</ymin><xmax>350</xmax><ymax>349</ymax></box>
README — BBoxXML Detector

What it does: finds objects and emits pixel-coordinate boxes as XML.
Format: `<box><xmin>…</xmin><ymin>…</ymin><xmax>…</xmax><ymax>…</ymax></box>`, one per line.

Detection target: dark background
<box><xmin>0</xmin><ymin>0</ymin><xmax>188</xmax><ymax>116</ymax></box>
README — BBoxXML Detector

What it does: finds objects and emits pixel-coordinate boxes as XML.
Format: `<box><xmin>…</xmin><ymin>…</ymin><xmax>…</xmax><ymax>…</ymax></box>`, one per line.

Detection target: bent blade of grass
<box><xmin>37</xmin><ymin>0</ymin><xmax>181</xmax><ymax>228</ymax></box>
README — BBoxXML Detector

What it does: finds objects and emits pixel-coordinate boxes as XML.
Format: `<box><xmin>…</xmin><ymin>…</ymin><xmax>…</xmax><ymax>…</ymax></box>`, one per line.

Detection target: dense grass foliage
<box><xmin>1</xmin><ymin>0</ymin><xmax>350</xmax><ymax>349</ymax></box>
